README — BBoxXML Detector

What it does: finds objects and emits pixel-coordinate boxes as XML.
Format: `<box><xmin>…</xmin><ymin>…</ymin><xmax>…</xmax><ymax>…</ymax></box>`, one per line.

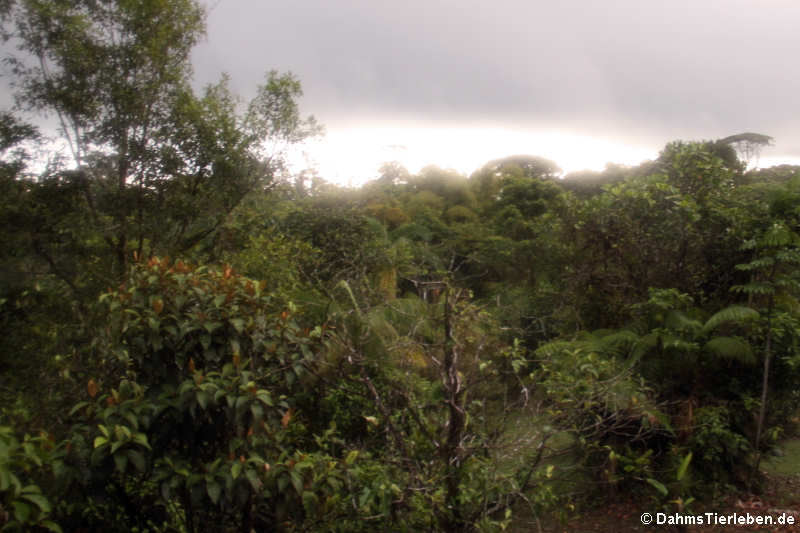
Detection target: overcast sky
<box><xmin>25</xmin><ymin>0</ymin><xmax>800</xmax><ymax>184</ymax></box>
<box><xmin>190</xmin><ymin>0</ymin><xmax>800</xmax><ymax>183</ymax></box>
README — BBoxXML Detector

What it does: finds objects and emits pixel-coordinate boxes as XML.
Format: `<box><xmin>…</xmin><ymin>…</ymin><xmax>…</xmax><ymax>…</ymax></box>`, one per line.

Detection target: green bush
<box><xmin>57</xmin><ymin>258</ymin><xmax>346</xmax><ymax>531</ymax></box>
<box><xmin>0</xmin><ymin>426</ymin><xmax>60</xmax><ymax>532</ymax></box>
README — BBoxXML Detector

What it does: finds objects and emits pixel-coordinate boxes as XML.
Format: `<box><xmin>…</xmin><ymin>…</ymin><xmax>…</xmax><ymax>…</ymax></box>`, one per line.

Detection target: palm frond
<box><xmin>704</xmin><ymin>336</ymin><xmax>756</xmax><ymax>365</ymax></box>
<box><xmin>703</xmin><ymin>305</ymin><xmax>759</xmax><ymax>332</ymax></box>
<box><xmin>664</xmin><ymin>310</ymin><xmax>702</xmax><ymax>334</ymax></box>
<box><xmin>365</xmin><ymin>311</ymin><xmax>399</xmax><ymax>343</ymax></box>
<box><xmin>630</xmin><ymin>332</ymin><xmax>661</xmax><ymax>363</ymax></box>
<box><xmin>535</xmin><ymin>340</ymin><xmax>580</xmax><ymax>359</ymax></box>
<box><xmin>596</xmin><ymin>329</ymin><xmax>640</xmax><ymax>359</ymax></box>
<box><xmin>659</xmin><ymin>333</ymin><xmax>698</xmax><ymax>354</ymax></box>
<box><xmin>335</xmin><ymin>280</ymin><xmax>361</xmax><ymax>318</ymax></box>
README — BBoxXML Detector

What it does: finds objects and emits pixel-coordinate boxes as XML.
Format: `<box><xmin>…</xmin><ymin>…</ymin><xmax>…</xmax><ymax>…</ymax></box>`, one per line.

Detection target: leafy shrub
<box><xmin>0</xmin><ymin>426</ymin><xmax>60</xmax><ymax>532</ymax></box>
<box><xmin>687</xmin><ymin>406</ymin><xmax>751</xmax><ymax>491</ymax></box>
<box><xmin>58</xmin><ymin>258</ymin><xmax>346</xmax><ymax>531</ymax></box>
<box><xmin>534</xmin><ymin>338</ymin><xmax>673</xmax><ymax>492</ymax></box>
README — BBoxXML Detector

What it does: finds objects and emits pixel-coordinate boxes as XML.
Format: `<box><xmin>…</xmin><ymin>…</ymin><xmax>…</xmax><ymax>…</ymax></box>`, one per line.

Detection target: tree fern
<box><xmin>630</xmin><ymin>332</ymin><xmax>661</xmax><ymax>364</ymax></box>
<box><xmin>595</xmin><ymin>329</ymin><xmax>640</xmax><ymax>359</ymax></box>
<box><xmin>534</xmin><ymin>340</ymin><xmax>580</xmax><ymax>360</ymax></box>
<box><xmin>365</xmin><ymin>310</ymin><xmax>399</xmax><ymax>344</ymax></box>
<box><xmin>704</xmin><ymin>336</ymin><xmax>756</xmax><ymax>365</ymax></box>
<box><xmin>702</xmin><ymin>305</ymin><xmax>759</xmax><ymax>333</ymax></box>
<box><xmin>658</xmin><ymin>334</ymin><xmax>699</xmax><ymax>354</ymax></box>
<box><xmin>664</xmin><ymin>309</ymin><xmax>702</xmax><ymax>334</ymax></box>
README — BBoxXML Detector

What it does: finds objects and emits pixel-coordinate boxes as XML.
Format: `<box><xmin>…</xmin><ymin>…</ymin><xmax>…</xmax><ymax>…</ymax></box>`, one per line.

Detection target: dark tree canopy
<box><xmin>474</xmin><ymin>154</ymin><xmax>562</xmax><ymax>180</ymax></box>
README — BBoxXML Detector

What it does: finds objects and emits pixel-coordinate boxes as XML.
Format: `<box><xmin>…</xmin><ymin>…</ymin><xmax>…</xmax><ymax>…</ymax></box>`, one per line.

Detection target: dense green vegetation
<box><xmin>3</xmin><ymin>1</ymin><xmax>800</xmax><ymax>531</ymax></box>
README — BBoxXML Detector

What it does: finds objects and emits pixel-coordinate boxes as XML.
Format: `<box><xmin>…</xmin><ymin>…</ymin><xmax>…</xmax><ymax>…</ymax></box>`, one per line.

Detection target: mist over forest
<box><xmin>4</xmin><ymin>1</ymin><xmax>800</xmax><ymax>532</ymax></box>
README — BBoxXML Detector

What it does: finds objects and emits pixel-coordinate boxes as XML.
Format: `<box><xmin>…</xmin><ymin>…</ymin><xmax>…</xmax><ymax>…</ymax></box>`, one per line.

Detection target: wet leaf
<box><xmin>282</xmin><ymin>408</ymin><xmax>293</xmax><ymax>428</ymax></box>
<box><xmin>87</xmin><ymin>379</ymin><xmax>98</xmax><ymax>398</ymax></box>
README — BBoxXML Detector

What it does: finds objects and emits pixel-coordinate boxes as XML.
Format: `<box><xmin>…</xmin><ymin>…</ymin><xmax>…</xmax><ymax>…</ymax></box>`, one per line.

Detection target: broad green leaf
<box><xmin>21</xmin><ymin>489</ymin><xmax>51</xmax><ymax>513</ymax></box>
<box><xmin>116</xmin><ymin>425</ymin><xmax>131</xmax><ymax>441</ymax></box>
<box><xmin>245</xmin><ymin>468</ymin><xmax>261</xmax><ymax>491</ymax></box>
<box><xmin>207</xmin><ymin>481</ymin><xmax>222</xmax><ymax>505</ymax></box>
<box><xmin>22</xmin><ymin>443</ymin><xmax>42</xmax><ymax>466</ymax></box>
<box><xmin>677</xmin><ymin>452</ymin><xmax>692</xmax><ymax>481</ymax></box>
<box><xmin>12</xmin><ymin>501</ymin><xmax>32</xmax><ymax>522</ymax></box>
<box><xmin>646</xmin><ymin>477</ymin><xmax>668</xmax><ymax>496</ymax></box>
<box><xmin>122</xmin><ymin>412</ymin><xmax>138</xmax><ymax>429</ymax></box>
<box><xmin>132</xmin><ymin>433</ymin><xmax>151</xmax><ymax>450</ymax></box>
<box><xmin>302</xmin><ymin>490</ymin><xmax>318</xmax><ymax>512</ymax></box>
<box><xmin>111</xmin><ymin>440</ymin><xmax>126</xmax><ymax>454</ymax></box>
<box><xmin>197</xmin><ymin>390</ymin><xmax>210</xmax><ymax>410</ymax></box>
<box><xmin>203</xmin><ymin>321</ymin><xmax>222</xmax><ymax>334</ymax></box>
<box><xmin>41</xmin><ymin>520</ymin><xmax>63</xmax><ymax>533</ymax></box>
<box><xmin>0</xmin><ymin>469</ymin><xmax>15</xmax><ymax>491</ymax></box>
<box><xmin>128</xmin><ymin>449</ymin><xmax>146</xmax><ymax>472</ymax></box>
<box><xmin>68</xmin><ymin>401</ymin><xmax>91</xmax><ymax>416</ymax></box>
<box><xmin>290</xmin><ymin>470</ymin><xmax>303</xmax><ymax>496</ymax></box>
<box><xmin>345</xmin><ymin>450</ymin><xmax>358</xmax><ymax>465</ymax></box>
<box><xmin>257</xmin><ymin>392</ymin><xmax>273</xmax><ymax>406</ymax></box>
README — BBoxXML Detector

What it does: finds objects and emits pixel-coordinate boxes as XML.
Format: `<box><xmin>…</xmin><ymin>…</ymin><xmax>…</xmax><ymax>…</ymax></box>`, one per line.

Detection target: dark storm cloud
<box><xmin>193</xmin><ymin>0</ymin><xmax>800</xmax><ymax>157</ymax></box>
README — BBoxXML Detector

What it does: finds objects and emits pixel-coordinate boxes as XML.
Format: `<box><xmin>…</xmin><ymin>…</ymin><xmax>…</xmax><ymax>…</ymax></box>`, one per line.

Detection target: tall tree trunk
<box><xmin>753</xmin><ymin>304</ymin><xmax>773</xmax><ymax>481</ymax></box>
<box><xmin>439</xmin><ymin>288</ymin><xmax>466</xmax><ymax>532</ymax></box>
<box><xmin>115</xmin><ymin>136</ymin><xmax>130</xmax><ymax>276</ymax></box>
